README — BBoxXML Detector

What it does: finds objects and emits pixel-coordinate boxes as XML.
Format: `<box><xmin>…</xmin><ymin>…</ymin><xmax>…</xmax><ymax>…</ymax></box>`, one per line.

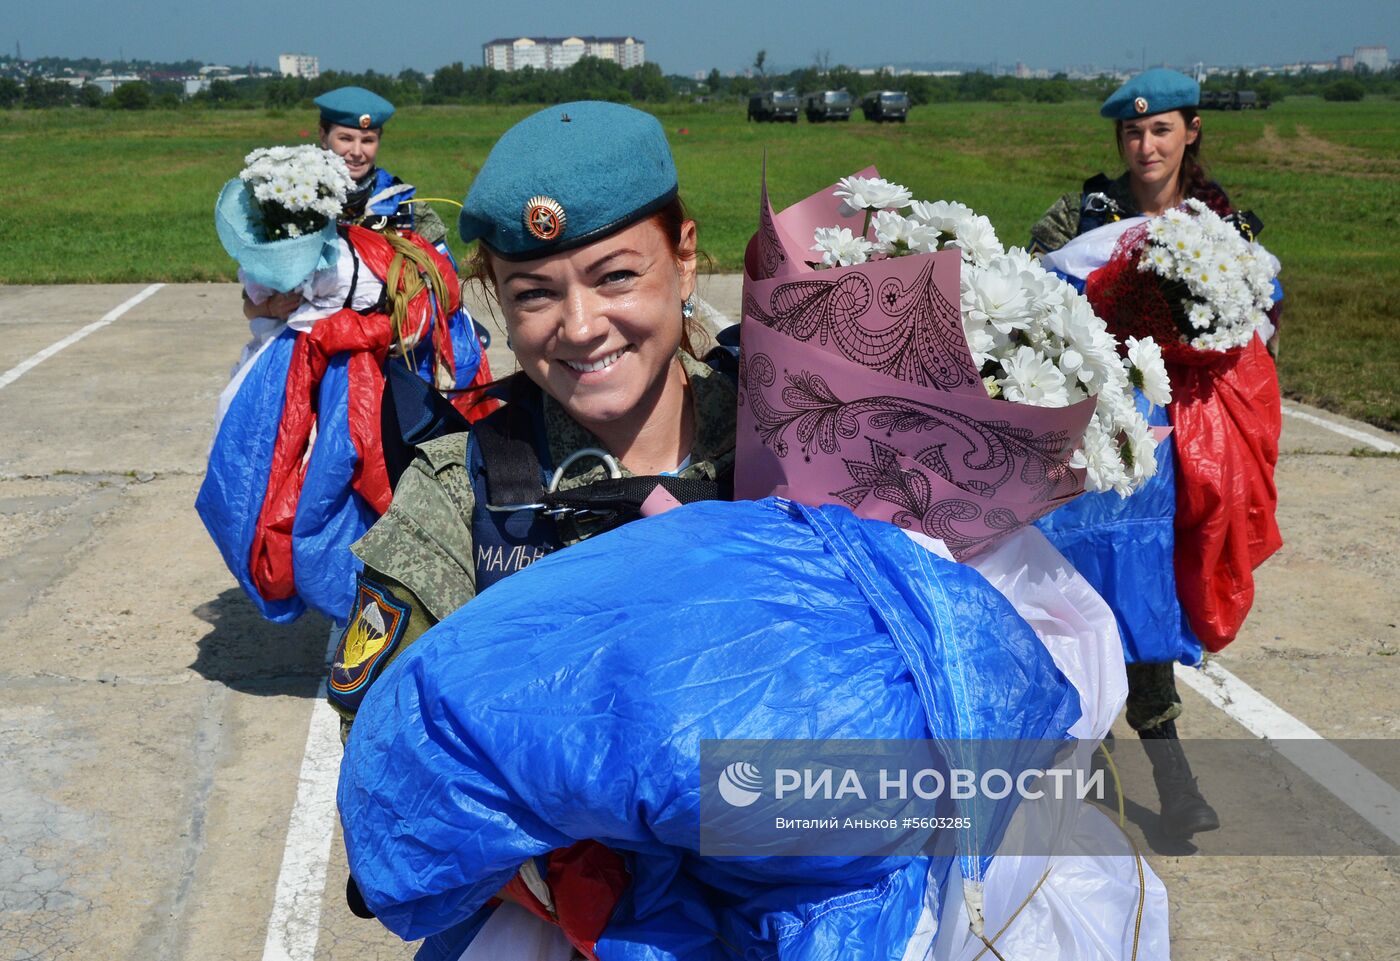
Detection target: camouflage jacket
<box><xmin>1028</xmin><ymin>172</ymin><xmax>1139</xmax><ymax>255</ymax></box>
<box><xmin>1029</xmin><ymin>172</ymin><xmax>1234</xmax><ymax>256</ymax></box>
<box><xmin>329</xmin><ymin>351</ymin><xmax>736</xmax><ymax>724</ymax></box>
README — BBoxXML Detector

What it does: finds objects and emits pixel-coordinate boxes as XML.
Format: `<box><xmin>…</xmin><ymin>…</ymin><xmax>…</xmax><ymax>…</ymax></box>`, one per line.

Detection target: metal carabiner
<box><xmin>1082</xmin><ymin>191</ymin><xmax>1122</xmax><ymax>219</ymax></box>
<box><xmin>548</xmin><ymin>447</ymin><xmax>622</xmax><ymax>493</ymax></box>
<box><xmin>483</xmin><ymin>448</ymin><xmax>622</xmax><ymax>515</ymax></box>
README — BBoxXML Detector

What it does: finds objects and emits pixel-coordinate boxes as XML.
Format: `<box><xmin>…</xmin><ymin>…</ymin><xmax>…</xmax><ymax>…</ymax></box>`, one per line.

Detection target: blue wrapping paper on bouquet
<box><xmin>214</xmin><ymin>178</ymin><xmax>340</xmax><ymax>293</ymax></box>
<box><xmin>338</xmin><ymin>499</ymin><xmax>1080</xmax><ymax>959</ymax></box>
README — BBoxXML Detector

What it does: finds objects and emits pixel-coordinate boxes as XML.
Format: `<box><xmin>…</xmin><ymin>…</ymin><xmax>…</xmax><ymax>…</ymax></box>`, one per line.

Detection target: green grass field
<box><xmin>2</xmin><ymin>99</ymin><xmax>1397</xmax><ymax>429</ymax></box>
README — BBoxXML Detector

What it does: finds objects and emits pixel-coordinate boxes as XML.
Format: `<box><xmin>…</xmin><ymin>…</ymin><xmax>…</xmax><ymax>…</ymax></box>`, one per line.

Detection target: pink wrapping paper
<box><xmin>736</xmin><ymin>168</ymin><xmax>1096</xmax><ymax>558</ymax></box>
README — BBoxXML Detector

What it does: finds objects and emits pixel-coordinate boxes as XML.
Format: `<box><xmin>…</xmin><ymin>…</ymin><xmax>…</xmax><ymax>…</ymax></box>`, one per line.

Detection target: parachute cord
<box><xmin>399</xmin><ymin>197</ymin><xmax>465</xmax><ymax>208</ymax></box>
<box><xmin>1100</xmin><ymin>740</ymin><xmax>1127</xmax><ymax>828</ymax></box>
<box><xmin>382</xmin><ymin>232</ymin><xmax>451</xmax><ymax>375</ymax></box>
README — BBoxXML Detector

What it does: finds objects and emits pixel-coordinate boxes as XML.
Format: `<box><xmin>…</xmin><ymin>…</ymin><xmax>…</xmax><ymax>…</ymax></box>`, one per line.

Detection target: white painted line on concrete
<box><xmin>262</xmin><ymin>628</ymin><xmax>342</xmax><ymax>961</ymax></box>
<box><xmin>1281</xmin><ymin>403</ymin><xmax>1400</xmax><ymax>454</ymax></box>
<box><xmin>0</xmin><ymin>283</ymin><xmax>165</xmax><ymax>392</ymax></box>
<box><xmin>1177</xmin><ymin>660</ymin><xmax>1400</xmax><ymax>847</ymax></box>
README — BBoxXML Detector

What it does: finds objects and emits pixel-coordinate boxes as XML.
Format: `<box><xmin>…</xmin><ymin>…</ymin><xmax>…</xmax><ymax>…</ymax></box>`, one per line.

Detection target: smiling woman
<box><xmin>327</xmin><ymin>100</ymin><xmax>736</xmax><ymax>729</ymax></box>
<box><xmin>478</xmin><ymin>204</ymin><xmax>700</xmax><ymax>473</ymax></box>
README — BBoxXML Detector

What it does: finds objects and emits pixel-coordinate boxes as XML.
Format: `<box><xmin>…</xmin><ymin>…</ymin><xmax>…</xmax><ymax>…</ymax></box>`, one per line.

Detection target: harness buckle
<box><xmin>1082</xmin><ymin>191</ymin><xmax>1122</xmax><ymax>219</ymax></box>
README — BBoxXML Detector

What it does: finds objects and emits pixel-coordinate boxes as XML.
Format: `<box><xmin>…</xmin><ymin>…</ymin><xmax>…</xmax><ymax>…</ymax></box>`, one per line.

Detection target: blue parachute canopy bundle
<box><xmin>338</xmin><ymin>499</ymin><xmax>1082</xmax><ymax>958</ymax></box>
<box><xmin>1035</xmin><ymin>391</ymin><xmax>1203</xmax><ymax>666</ymax></box>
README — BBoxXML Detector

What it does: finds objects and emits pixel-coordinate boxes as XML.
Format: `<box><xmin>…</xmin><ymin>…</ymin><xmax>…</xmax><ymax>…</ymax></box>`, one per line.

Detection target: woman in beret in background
<box><xmin>245</xmin><ymin>85</ymin><xmax>454</xmax><ymax>322</ymax></box>
<box><xmin>1029</xmin><ymin>68</ymin><xmax>1229</xmax><ymax>255</ymax></box>
<box><xmin>1032</xmin><ymin>68</ymin><xmax>1281</xmax><ymax>840</ymax></box>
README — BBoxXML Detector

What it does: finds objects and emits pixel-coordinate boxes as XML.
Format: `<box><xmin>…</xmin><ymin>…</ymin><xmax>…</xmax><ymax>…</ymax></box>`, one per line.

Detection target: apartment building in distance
<box><xmin>1352</xmin><ymin>46</ymin><xmax>1390</xmax><ymax>72</ymax></box>
<box><xmin>278</xmin><ymin>53</ymin><xmax>320</xmax><ymax>79</ymax></box>
<box><xmin>483</xmin><ymin>36</ymin><xmax>645</xmax><ymax>72</ymax></box>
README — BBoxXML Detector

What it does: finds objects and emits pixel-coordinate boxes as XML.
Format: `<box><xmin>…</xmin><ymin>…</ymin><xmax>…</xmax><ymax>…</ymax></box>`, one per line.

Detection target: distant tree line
<box><xmin>1</xmin><ymin>53</ymin><xmax>1396</xmax><ymax>111</ymax></box>
<box><xmin>703</xmin><ymin>61</ymin><xmax>1400</xmax><ymax>106</ymax></box>
<box><xmin>0</xmin><ymin>58</ymin><xmax>672</xmax><ymax>110</ymax></box>
<box><xmin>1197</xmin><ymin>66</ymin><xmax>1398</xmax><ymax>104</ymax></box>
<box><xmin>698</xmin><ymin>64</ymin><xmax>1103</xmax><ymax>105</ymax></box>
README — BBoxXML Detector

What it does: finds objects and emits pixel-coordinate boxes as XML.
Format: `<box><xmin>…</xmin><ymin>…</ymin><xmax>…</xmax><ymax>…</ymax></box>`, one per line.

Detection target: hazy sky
<box><xmin>13</xmin><ymin>1</ymin><xmax>1399</xmax><ymax>76</ymax></box>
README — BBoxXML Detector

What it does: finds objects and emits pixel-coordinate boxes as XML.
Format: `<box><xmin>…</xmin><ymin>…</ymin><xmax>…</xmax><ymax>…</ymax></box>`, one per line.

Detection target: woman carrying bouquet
<box><xmin>244</xmin><ymin>86</ymin><xmax>454</xmax><ymax>320</ymax></box>
<box><xmin>199</xmin><ymin>100</ymin><xmax>493</xmax><ymax>624</ymax></box>
<box><xmin>337</xmin><ymin>164</ymin><xmax>1172</xmax><ymax>960</ymax></box>
<box><xmin>1031</xmin><ymin>68</ymin><xmax>1283</xmax><ymax>839</ymax></box>
<box><xmin>326</xmin><ymin>101</ymin><xmax>736</xmax><ymax>729</ymax></box>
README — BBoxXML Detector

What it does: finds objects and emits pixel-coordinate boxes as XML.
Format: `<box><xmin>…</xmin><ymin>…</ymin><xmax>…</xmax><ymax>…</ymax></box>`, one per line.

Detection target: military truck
<box><xmin>861</xmin><ymin>90</ymin><xmax>910</xmax><ymax>123</ymax></box>
<box><xmin>747</xmin><ymin>89</ymin><xmax>800</xmax><ymax>123</ymax></box>
<box><xmin>803</xmin><ymin>89</ymin><xmax>853</xmax><ymax>122</ymax></box>
<box><xmin>1200</xmin><ymin>89</ymin><xmax>1268</xmax><ymax>110</ymax></box>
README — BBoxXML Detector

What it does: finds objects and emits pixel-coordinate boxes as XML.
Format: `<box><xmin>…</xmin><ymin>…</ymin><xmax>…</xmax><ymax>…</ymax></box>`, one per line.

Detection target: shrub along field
<box><xmin>1</xmin><ymin>98</ymin><xmax>1397</xmax><ymax>428</ymax></box>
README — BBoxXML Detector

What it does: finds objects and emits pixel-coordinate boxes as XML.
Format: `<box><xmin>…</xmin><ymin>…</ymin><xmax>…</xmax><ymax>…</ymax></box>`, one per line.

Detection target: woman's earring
<box><xmin>681</xmin><ymin>297</ymin><xmax>695</xmax><ymax>320</ymax></box>
<box><xmin>505</xmin><ymin>333</ymin><xmax>513</xmax><ymax>350</ymax></box>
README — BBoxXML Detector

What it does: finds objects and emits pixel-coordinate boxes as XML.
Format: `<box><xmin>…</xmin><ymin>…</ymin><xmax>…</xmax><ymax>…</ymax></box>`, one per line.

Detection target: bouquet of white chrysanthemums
<box><xmin>1134</xmin><ymin>198</ymin><xmax>1279</xmax><ymax>352</ymax></box>
<box><xmin>809</xmin><ymin>175</ymin><xmax>1171</xmax><ymax>496</ymax></box>
<box><xmin>239</xmin><ymin>145</ymin><xmax>354</xmax><ymax>241</ymax></box>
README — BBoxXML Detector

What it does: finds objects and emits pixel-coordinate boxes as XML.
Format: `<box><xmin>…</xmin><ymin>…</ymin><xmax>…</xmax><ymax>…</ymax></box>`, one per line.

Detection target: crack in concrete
<box><xmin>0</xmin><ymin>670</ymin><xmax>323</xmax><ymax>690</ymax></box>
<box><xmin>0</xmin><ymin>481</ymin><xmax>128</xmax><ymax>623</ymax></box>
<box><xmin>134</xmin><ymin>683</ymin><xmax>228</xmax><ymax>961</ymax></box>
<box><xmin>0</xmin><ymin>469</ymin><xmax>205</xmax><ymax>482</ymax></box>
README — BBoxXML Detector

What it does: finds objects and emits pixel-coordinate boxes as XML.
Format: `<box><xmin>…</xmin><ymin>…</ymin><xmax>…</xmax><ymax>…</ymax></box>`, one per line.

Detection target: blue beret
<box><xmin>459</xmin><ymin>101</ymin><xmax>678</xmax><ymax>259</ymax></box>
<box><xmin>314</xmin><ymin>86</ymin><xmax>395</xmax><ymax>130</ymax></box>
<box><xmin>1100</xmin><ymin>68</ymin><xmax>1199</xmax><ymax>120</ymax></box>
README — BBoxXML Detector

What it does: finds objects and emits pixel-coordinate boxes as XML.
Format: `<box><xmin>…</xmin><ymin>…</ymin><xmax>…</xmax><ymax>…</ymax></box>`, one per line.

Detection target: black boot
<box><xmin>1139</xmin><ymin>720</ymin><xmax>1220</xmax><ymax>839</ymax></box>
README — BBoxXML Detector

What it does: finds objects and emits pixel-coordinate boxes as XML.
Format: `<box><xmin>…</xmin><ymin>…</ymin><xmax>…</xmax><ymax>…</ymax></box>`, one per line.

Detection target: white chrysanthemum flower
<box><xmin>1124</xmin><ymin>336</ymin><xmax>1172</xmax><ymax>406</ymax></box>
<box><xmin>812</xmin><ymin>226</ymin><xmax>875</xmax><ymax>267</ymax></box>
<box><xmin>907</xmin><ymin>199</ymin><xmax>975</xmax><ymax>233</ymax></box>
<box><xmin>997</xmin><ymin>345</ymin><xmax>1070</xmax><ymax>407</ymax></box>
<box><xmin>1072</xmin><ymin>421</ymin><xmax>1128</xmax><ymax>495</ymax></box>
<box><xmin>962</xmin><ymin>258</ymin><xmax>1033</xmax><ymax>334</ymax></box>
<box><xmin>964</xmin><ymin>323</ymin><xmax>1000</xmax><ymax>369</ymax></box>
<box><xmin>871</xmin><ymin>210</ymin><xmax>922</xmax><ymax>254</ymax></box>
<box><xmin>1187</xmin><ymin>302</ymin><xmax>1213</xmax><ymax>330</ymax></box>
<box><xmin>948</xmin><ymin>215</ymin><xmax>1001</xmax><ymax>266</ymax></box>
<box><xmin>833</xmin><ymin>176</ymin><xmax>912</xmax><ymax>216</ymax></box>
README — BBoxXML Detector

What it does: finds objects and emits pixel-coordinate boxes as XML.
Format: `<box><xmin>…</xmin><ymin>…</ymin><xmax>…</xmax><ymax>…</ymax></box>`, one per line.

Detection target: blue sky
<box><xmin>13</xmin><ymin>1</ymin><xmax>1399</xmax><ymax>75</ymax></box>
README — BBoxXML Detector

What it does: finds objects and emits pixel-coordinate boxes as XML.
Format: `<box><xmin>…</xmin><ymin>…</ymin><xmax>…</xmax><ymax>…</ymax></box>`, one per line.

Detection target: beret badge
<box><xmin>524</xmin><ymin>196</ymin><xmax>567</xmax><ymax>242</ymax></box>
<box><xmin>359</xmin><ymin>113</ymin><xmax>372</xmax><ymax>129</ymax></box>
<box><xmin>1133</xmin><ymin>96</ymin><xmax>1149</xmax><ymax>115</ymax></box>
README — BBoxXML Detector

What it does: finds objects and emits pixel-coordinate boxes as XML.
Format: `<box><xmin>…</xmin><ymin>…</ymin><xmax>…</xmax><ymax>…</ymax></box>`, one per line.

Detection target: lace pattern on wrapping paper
<box><xmin>831</xmin><ymin>436</ymin><xmax>1053</xmax><ymax>555</ymax></box>
<box><xmin>743</xmin><ymin>259</ymin><xmax>979</xmax><ymax>392</ymax></box>
<box><xmin>744</xmin><ymin>351</ymin><xmax>1081</xmax><ymax>501</ymax></box>
<box><xmin>751</xmin><ymin>180</ymin><xmax>789</xmax><ymax>278</ymax></box>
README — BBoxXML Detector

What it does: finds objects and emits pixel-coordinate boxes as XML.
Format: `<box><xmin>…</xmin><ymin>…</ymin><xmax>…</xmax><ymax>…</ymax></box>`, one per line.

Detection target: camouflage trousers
<box><xmin>1125</xmin><ymin>661</ymin><xmax>1184</xmax><ymax>732</ymax></box>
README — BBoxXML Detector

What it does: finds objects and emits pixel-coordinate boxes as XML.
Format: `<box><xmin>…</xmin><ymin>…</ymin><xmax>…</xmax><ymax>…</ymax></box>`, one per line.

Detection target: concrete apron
<box><xmin>0</xmin><ymin>282</ymin><xmax>1395</xmax><ymax>960</ymax></box>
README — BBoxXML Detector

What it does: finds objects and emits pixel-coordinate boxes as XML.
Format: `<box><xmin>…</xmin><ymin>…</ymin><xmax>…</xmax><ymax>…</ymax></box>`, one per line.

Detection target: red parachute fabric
<box><xmin>1085</xmin><ymin>230</ymin><xmax>1282</xmax><ymax>651</ymax></box>
<box><xmin>249</xmin><ymin>226</ymin><xmax>491</xmax><ymax>602</ymax></box>
<box><xmin>496</xmin><ymin>841</ymin><xmax>630</xmax><ymax>961</ymax></box>
<box><xmin>1167</xmin><ymin>338</ymin><xmax>1282</xmax><ymax>650</ymax></box>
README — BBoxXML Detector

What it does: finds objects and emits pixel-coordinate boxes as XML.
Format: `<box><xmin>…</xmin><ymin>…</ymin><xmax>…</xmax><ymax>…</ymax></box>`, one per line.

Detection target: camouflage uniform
<box><xmin>330</xmin><ymin>351</ymin><xmax>736</xmax><ymax>729</ymax></box>
<box><xmin>1028</xmin><ymin>173</ymin><xmax>1140</xmax><ymax>256</ymax></box>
